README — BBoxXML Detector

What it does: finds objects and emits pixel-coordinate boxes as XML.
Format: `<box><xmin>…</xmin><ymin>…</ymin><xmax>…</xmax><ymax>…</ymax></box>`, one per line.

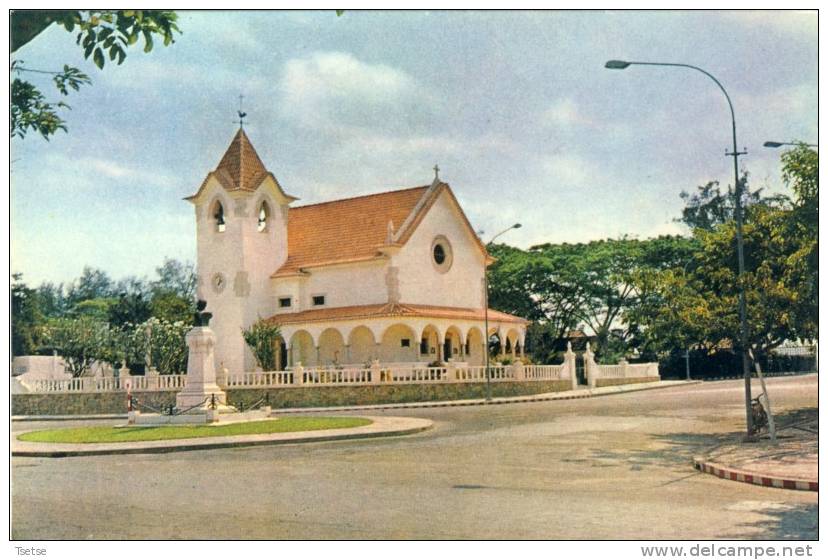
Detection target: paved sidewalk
<box><xmin>12</xmin><ymin>379</ymin><xmax>698</xmax><ymax>421</ymax></box>
<box><xmin>694</xmin><ymin>408</ymin><xmax>818</xmax><ymax>491</ymax></box>
<box><xmin>11</xmin><ymin>415</ymin><xmax>433</xmax><ymax>457</ymax></box>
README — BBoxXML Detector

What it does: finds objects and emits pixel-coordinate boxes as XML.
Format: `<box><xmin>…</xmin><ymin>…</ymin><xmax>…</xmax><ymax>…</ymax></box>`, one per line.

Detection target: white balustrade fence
<box><xmin>22</xmin><ymin>374</ymin><xmax>187</xmax><ymax>394</ymax></box>
<box><xmin>226</xmin><ymin>370</ymin><xmax>295</xmax><ymax>387</ymax></box>
<box><xmin>595</xmin><ymin>364</ymin><xmax>626</xmax><ymax>378</ymax></box>
<box><xmin>524</xmin><ymin>364</ymin><xmax>566</xmax><ymax>380</ymax></box>
<box><xmin>302</xmin><ymin>367</ymin><xmax>373</xmax><ymax>385</ymax></box>
<box><xmin>19</xmin><ymin>359</ymin><xmax>658</xmax><ymax>394</ymax></box>
<box><xmin>592</xmin><ymin>362</ymin><xmax>660</xmax><ymax>379</ymax></box>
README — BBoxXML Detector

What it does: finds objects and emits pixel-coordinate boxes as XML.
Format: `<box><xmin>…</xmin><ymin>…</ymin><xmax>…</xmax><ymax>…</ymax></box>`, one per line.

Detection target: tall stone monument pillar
<box><xmin>176</xmin><ymin>301</ymin><xmax>232</xmax><ymax>413</ymax></box>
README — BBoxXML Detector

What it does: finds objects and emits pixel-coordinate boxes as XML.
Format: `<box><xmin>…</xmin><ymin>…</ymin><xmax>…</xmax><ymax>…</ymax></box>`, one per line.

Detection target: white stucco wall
<box><xmin>393</xmin><ymin>190</ymin><xmax>487</xmax><ymax>309</ymax></box>
<box><xmin>270</xmin><ymin>260</ymin><xmax>388</xmax><ymax>314</ymax></box>
<box><xmin>193</xmin><ymin>177</ymin><xmax>289</xmax><ymax>373</ymax></box>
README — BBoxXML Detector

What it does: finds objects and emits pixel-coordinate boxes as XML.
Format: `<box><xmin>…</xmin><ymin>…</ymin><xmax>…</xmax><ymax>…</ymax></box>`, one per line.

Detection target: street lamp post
<box><xmin>483</xmin><ymin>223</ymin><xmax>522</xmax><ymax>402</ymax></box>
<box><xmin>763</xmin><ymin>141</ymin><xmax>818</xmax><ymax>149</ymax></box>
<box><xmin>605</xmin><ymin>59</ymin><xmax>755</xmax><ymax>437</ymax></box>
<box><xmin>681</xmin><ymin>257</ymin><xmax>695</xmax><ymax>382</ymax></box>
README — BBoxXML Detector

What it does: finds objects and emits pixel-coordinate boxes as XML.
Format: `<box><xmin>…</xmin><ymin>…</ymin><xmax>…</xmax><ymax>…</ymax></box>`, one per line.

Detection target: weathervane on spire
<box><xmin>235</xmin><ymin>94</ymin><xmax>247</xmax><ymax>128</ymax></box>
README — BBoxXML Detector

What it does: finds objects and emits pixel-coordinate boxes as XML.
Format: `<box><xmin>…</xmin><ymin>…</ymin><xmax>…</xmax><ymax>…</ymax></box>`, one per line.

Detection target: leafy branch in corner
<box><xmin>10</xmin><ymin>10</ymin><xmax>181</xmax><ymax>140</ymax></box>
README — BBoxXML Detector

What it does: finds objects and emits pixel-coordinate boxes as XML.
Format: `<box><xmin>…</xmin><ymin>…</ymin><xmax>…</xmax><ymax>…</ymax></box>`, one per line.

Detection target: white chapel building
<box><xmin>186</xmin><ymin>128</ymin><xmax>528</xmax><ymax>374</ymax></box>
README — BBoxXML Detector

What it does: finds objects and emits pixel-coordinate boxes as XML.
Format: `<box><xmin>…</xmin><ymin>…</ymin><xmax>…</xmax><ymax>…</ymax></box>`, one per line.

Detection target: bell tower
<box><xmin>185</xmin><ymin>127</ymin><xmax>298</xmax><ymax>374</ymax></box>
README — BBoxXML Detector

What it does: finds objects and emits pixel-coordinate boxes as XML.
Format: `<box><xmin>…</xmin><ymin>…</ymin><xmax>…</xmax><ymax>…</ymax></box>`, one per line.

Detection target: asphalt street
<box><xmin>11</xmin><ymin>375</ymin><xmax>818</xmax><ymax>540</ymax></box>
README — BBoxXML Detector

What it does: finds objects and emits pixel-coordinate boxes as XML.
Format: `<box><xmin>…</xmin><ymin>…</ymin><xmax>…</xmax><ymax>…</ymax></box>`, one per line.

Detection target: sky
<box><xmin>9</xmin><ymin>10</ymin><xmax>818</xmax><ymax>286</ymax></box>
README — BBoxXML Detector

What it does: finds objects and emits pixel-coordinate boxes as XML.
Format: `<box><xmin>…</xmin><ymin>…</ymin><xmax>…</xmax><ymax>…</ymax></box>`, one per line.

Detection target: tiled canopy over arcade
<box><xmin>187</xmin><ymin>128</ymin><xmax>527</xmax><ymax>373</ymax></box>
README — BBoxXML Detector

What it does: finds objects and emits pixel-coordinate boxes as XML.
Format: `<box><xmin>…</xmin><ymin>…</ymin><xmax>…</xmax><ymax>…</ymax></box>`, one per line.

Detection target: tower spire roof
<box><xmin>213</xmin><ymin>128</ymin><xmax>268</xmax><ymax>192</ymax></box>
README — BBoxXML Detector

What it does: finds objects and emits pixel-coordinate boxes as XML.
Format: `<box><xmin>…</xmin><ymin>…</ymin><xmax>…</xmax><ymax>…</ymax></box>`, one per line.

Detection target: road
<box><xmin>11</xmin><ymin>375</ymin><xmax>818</xmax><ymax>540</ymax></box>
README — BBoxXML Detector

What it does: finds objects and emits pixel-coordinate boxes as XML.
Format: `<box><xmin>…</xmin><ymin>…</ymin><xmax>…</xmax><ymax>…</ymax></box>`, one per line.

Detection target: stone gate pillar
<box><xmin>584</xmin><ymin>342</ymin><xmax>598</xmax><ymax>389</ymax></box>
<box><xmin>564</xmin><ymin>341</ymin><xmax>578</xmax><ymax>390</ymax></box>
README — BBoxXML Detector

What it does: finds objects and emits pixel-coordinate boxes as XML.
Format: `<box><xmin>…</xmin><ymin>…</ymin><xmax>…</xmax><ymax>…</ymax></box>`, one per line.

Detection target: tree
<box><xmin>150</xmin><ymin>292</ymin><xmax>195</xmax><ymax>325</ymax></box>
<box><xmin>36</xmin><ymin>281</ymin><xmax>69</xmax><ymax>318</ymax></box>
<box><xmin>10</xmin><ymin>10</ymin><xmax>181</xmax><ymax>140</ymax></box>
<box><xmin>66</xmin><ymin>266</ymin><xmax>115</xmax><ymax>304</ymax></box>
<box><xmin>242</xmin><ymin>319</ymin><xmax>282</xmax><ymax>371</ymax></box>
<box><xmin>487</xmin><ymin>243</ymin><xmax>548</xmax><ymax>322</ymax></box>
<box><xmin>149</xmin><ymin>258</ymin><xmax>196</xmax><ymax>324</ymax></box>
<box><xmin>40</xmin><ymin>316</ymin><xmax>110</xmax><ymax>376</ymax></box>
<box><xmin>780</xmin><ymin>144</ymin><xmax>818</xmax><ymax>335</ymax></box>
<box><xmin>108</xmin><ymin>292</ymin><xmax>152</xmax><ymax>328</ymax></box>
<box><xmin>632</xmin><ymin>164</ymin><xmax>818</xmax><ymax>366</ymax></box>
<box><xmin>488</xmin><ymin>236</ymin><xmax>697</xmax><ymax>363</ymax></box>
<box><xmin>11</xmin><ymin>274</ymin><xmax>45</xmax><ymax>356</ymax></box>
<box><xmin>69</xmin><ymin>297</ymin><xmax>117</xmax><ymax>320</ymax></box>
<box><xmin>124</xmin><ymin>318</ymin><xmax>189</xmax><ymax>375</ymax></box>
<box><xmin>152</xmin><ymin>258</ymin><xmax>196</xmax><ymax>300</ymax></box>
<box><xmin>678</xmin><ymin>175</ymin><xmax>778</xmax><ymax>231</ymax></box>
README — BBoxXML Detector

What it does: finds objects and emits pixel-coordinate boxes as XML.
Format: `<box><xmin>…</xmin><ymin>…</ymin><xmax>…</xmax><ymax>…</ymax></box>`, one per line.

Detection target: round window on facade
<box><xmin>431</xmin><ymin>236</ymin><xmax>453</xmax><ymax>273</ymax></box>
<box><xmin>433</xmin><ymin>244</ymin><xmax>446</xmax><ymax>264</ymax></box>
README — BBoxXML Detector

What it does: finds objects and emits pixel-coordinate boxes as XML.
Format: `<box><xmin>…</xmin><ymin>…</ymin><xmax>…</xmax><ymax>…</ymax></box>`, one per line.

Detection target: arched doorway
<box><xmin>318</xmin><ymin>328</ymin><xmax>346</xmax><ymax>366</ymax></box>
<box><xmin>420</xmin><ymin>325</ymin><xmax>442</xmax><ymax>362</ymax></box>
<box><xmin>289</xmin><ymin>330</ymin><xmax>315</xmax><ymax>367</ymax></box>
<box><xmin>444</xmin><ymin>325</ymin><xmax>464</xmax><ymax>362</ymax></box>
<box><xmin>380</xmin><ymin>324</ymin><xmax>419</xmax><ymax>363</ymax></box>
<box><xmin>347</xmin><ymin>326</ymin><xmax>376</xmax><ymax>365</ymax></box>
<box><xmin>466</xmin><ymin>327</ymin><xmax>484</xmax><ymax>366</ymax></box>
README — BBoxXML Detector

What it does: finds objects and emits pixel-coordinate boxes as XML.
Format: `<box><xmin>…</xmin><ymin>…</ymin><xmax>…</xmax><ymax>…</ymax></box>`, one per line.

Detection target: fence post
<box><xmin>511</xmin><ymin>361</ymin><xmax>525</xmax><ymax>381</ymax></box>
<box><xmin>446</xmin><ymin>362</ymin><xmax>456</xmax><ymax>382</ymax></box>
<box><xmin>370</xmin><ymin>359</ymin><xmax>382</xmax><ymax>384</ymax></box>
<box><xmin>584</xmin><ymin>342</ymin><xmax>597</xmax><ymax>389</ymax></box>
<box><xmin>119</xmin><ymin>364</ymin><xmax>131</xmax><ymax>389</ymax></box>
<box><xmin>146</xmin><ymin>366</ymin><xmax>160</xmax><ymax>390</ymax></box>
<box><xmin>293</xmin><ymin>363</ymin><xmax>304</xmax><ymax>386</ymax></box>
<box><xmin>565</xmin><ymin>341</ymin><xmax>578</xmax><ymax>390</ymax></box>
<box><xmin>620</xmin><ymin>358</ymin><xmax>629</xmax><ymax>379</ymax></box>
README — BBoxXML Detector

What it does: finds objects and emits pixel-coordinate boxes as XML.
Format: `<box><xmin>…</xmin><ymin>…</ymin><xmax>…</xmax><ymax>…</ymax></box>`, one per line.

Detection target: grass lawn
<box><xmin>18</xmin><ymin>417</ymin><xmax>373</xmax><ymax>444</ymax></box>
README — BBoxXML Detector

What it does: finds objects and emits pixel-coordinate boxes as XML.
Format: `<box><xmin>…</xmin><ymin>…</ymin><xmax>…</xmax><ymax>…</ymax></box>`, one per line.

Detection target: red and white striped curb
<box><xmin>693</xmin><ymin>459</ymin><xmax>818</xmax><ymax>492</ymax></box>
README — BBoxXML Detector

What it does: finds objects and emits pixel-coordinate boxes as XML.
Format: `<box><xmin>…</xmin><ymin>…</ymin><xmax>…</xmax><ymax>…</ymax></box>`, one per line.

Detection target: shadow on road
<box><xmin>581</xmin><ymin>406</ymin><xmax>818</xmax><ymax>476</ymax></box>
<box><xmin>720</xmin><ymin>502</ymin><xmax>818</xmax><ymax>540</ymax></box>
<box><xmin>580</xmin><ymin>431</ymin><xmax>736</xmax><ymax>473</ymax></box>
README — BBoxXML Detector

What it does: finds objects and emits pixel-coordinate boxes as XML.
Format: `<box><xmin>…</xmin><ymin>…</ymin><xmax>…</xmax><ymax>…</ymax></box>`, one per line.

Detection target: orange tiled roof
<box><xmin>186</xmin><ymin>129</ymin><xmax>284</xmax><ymax>202</ymax></box>
<box><xmin>213</xmin><ymin>128</ymin><xmax>268</xmax><ymax>192</ymax></box>
<box><xmin>266</xmin><ymin>303</ymin><xmax>528</xmax><ymax>325</ymax></box>
<box><xmin>273</xmin><ymin>185</ymin><xmax>431</xmax><ymax>276</ymax></box>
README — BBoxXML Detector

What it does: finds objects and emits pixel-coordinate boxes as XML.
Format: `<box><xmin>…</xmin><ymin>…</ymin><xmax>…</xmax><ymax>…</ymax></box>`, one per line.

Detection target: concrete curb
<box><xmin>11</xmin><ymin>380</ymin><xmax>700</xmax><ymax>421</ymax></box>
<box><xmin>11</xmin><ymin>416</ymin><xmax>432</xmax><ymax>458</ymax></box>
<box><xmin>693</xmin><ymin>458</ymin><xmax>818</xmax><ymax>492</ymax></box>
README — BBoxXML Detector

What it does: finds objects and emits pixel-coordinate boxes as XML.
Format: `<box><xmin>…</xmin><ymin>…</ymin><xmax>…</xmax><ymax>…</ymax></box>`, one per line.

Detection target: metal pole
<box><xmin>482</xmin><ymin>224</ymin><xmax>521</xmax><ymax>402</ymax></box>
<box><xmin>730</xmin><ymin>130</ymin><xmax>755</xmax><ymax>438</ymax></box>
<box><xmin>684</xmin><ymin>349</ymin><xmax>690</xmax><ymax>381</ymax></box>
<box><xmin>484</xmin><ymin>272</ymin><xmax>491</xmax><ymax>401</ymax></box>
<box><xmin>605</xmin><ymin>60</ymin><xmax>754</xmax><ymax>437</ymax></box>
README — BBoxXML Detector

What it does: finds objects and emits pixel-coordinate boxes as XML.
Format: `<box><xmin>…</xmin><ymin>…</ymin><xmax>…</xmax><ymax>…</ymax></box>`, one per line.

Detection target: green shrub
<box><xmin>242</xmin><ymin>319</ymin><xmax>282</xmax><ymax>371</ymax></box>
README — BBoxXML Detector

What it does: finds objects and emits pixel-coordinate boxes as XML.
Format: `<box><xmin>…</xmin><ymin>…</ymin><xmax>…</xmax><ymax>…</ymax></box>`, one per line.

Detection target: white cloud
<box><xmin>541</xmin><ymin>98</ymin><xmax>593</xmax><ymax>129</ymax></box>
<box><xmin>540</xmin><ymin>153</ymin><xmax>591</xmax><ymax>187</ymax></box>
<box><xmin>87</xmin><ymin>158</ymin><xmax>130</xmax><ymax>178</ymax></box>
<box><xmin>722</xmin><ymin>11</ymin><xmax>817</xmax><ymax>36</ymax></box>
<box><xmin>279</xmin><ymin>51</ymin><xmax>433</xmax><ymax>132</ymax></box>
